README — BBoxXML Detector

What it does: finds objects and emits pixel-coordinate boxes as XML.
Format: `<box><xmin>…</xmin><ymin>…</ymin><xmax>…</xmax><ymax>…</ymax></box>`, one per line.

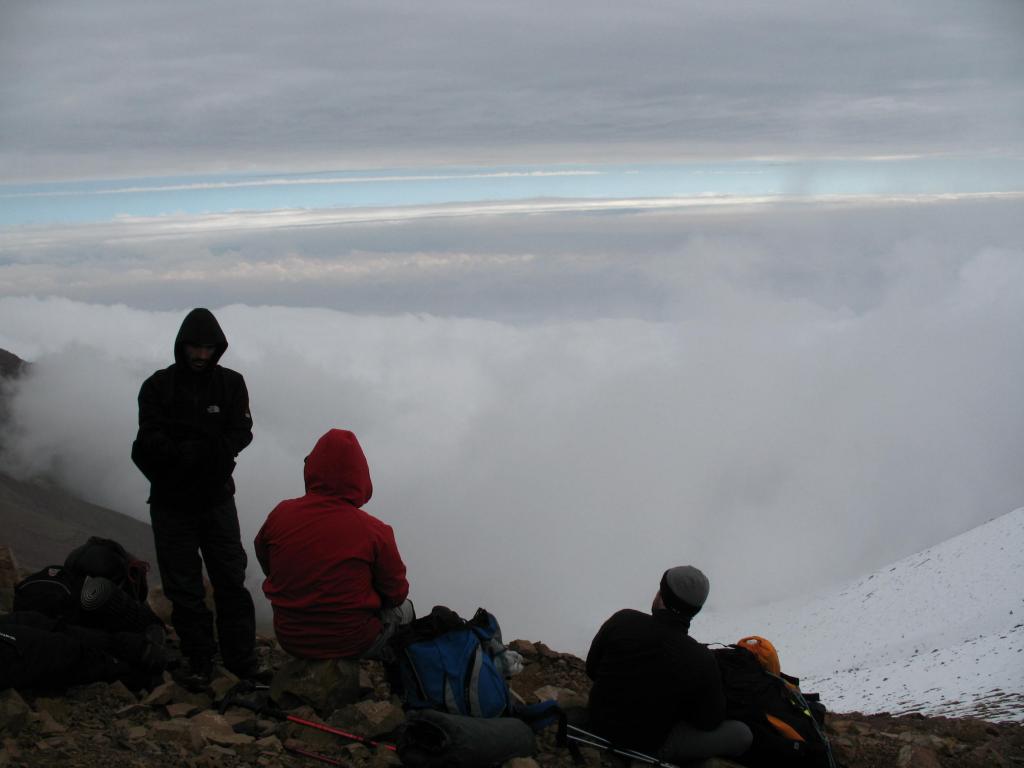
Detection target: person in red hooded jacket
<box><xmin>254</xmin><ymin>429</ymin><xmax>412</xmax><ymax>660</ymax></box>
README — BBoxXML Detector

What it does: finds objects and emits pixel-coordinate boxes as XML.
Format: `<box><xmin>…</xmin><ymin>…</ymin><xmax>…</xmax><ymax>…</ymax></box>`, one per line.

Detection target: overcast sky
<box><xmin>1</xmin><ymin>0</ymin><xmax>1022</xmax><ymax>652</ymax></box>
<box><xmin>2</xmin><ymin>0</ymin><xmax>1023</xmax><ymax>181</ymax></box>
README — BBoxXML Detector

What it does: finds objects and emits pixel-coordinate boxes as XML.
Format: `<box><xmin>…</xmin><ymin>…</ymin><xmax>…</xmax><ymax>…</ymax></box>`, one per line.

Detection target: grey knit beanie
<box><xmin>659</xmin><ymin>565</ymin><xmax>710</xmax><ymax>615</ymax></box>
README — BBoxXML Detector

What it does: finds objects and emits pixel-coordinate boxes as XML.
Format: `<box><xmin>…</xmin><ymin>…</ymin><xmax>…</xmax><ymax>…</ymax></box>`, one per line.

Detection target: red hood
<box><xmin>303</xmin><ymin>429</ymin><xmax>373</xmax><ymax>506</ymax></box>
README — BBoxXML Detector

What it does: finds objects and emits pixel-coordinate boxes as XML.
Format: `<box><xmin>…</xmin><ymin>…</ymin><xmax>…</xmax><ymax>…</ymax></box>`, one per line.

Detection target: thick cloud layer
<box><xmin>3</xmin><ymin>194</ymin><xmax>1023</xmax><ymax>320</ymax></box>
<box><xmin>2</xmin><ymin>0</ymin><xmax>1022</xmax><ymax>179</ymax></box>
<box><xmin>1</xmin><ymin>200</ymin><xmax>1021</xmax><ymax>653</ymax></box>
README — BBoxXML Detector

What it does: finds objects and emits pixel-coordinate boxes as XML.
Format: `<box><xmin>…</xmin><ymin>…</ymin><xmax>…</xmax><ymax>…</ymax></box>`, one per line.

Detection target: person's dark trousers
<box><xmin>149</xmin><ymin>497</ymin><xmax>256</xmax><ymax>671</ymax></box>
<box><xmin>0</xmin><ymin>619</ymin><xmax>139</xmax><ymax>691</ymax></box>
<box><xmin>659</xmin><ymin>719</ymin><xmax>753</xmax><ymax>763</ymax></box>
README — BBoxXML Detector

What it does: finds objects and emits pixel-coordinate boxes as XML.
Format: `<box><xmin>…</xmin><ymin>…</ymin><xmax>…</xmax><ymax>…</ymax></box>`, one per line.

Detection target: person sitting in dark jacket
<box><xmin>586</xmin><ymin>565</ymin><xmax>752</xmax><ymax>763</ymax></box>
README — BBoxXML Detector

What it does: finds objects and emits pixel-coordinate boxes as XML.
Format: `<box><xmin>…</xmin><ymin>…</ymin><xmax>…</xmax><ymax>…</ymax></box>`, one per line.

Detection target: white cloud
<box><xmin>1</xmin><ymin>221</ymin><xmax>1021</xmax><ymax>652</ymax></box>
<box><xmin>3</xmin><ymin>194</ymin><xmax>1022</xmax><ymax>319</ymax></box>
<box><xmin>1</xmin><ymin>170</ymin><xmax>604</xmax><ymax>199</ymax></box>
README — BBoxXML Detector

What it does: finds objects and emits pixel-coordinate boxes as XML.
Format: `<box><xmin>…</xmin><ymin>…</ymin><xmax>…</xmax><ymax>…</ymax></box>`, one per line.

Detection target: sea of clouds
<box><xmin>1</xmin><ymin>198</ymin><xmax>1022</xmax><ymax>654</ymax></box>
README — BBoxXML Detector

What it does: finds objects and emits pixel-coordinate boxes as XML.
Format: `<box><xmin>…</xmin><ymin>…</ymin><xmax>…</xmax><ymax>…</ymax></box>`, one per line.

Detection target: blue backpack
<box><xmin>390</xmin><ymin>606</ymin><xmax>511</xmax><ymax>718</ymax></box>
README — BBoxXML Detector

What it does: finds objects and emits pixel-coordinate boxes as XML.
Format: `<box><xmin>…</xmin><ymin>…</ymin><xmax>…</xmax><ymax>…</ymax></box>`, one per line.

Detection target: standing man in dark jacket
<box><xmin>131</xmin><ymin>308</ymin><xmax>258</xmax><ymax>683</ymax></box>
<box><xmin>586</xmin><ymin>565</ymin><xmax>752</xmax><ymax>763</ymax></box>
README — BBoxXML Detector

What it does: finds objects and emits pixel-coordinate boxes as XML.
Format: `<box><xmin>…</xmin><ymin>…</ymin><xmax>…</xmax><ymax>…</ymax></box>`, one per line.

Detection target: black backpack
<box><xmin>712</xmin><ymin>645</ymin><xmax>836</xmax><ymax>768</ymax></box>
<box><xmin>12</xmin><ymin>565</ymin><xmax>77</xmax><ymax>621</ymax></box>
<box><xmin>13</xmin><ymin>538</ymin><xmax>160</xmax><ymax>633</ymax></box>
<box><xmin>63</xmin><ymin>537</ymin><xmax>151</xmax><ymax>603</ymax></box>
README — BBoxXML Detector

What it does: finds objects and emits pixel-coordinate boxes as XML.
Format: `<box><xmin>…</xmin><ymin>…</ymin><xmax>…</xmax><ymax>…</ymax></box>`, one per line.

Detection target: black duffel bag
<box><xmin>397</xmin><ymin>709</ymin><xmax>537</xmax><ymax>768</ymax></box>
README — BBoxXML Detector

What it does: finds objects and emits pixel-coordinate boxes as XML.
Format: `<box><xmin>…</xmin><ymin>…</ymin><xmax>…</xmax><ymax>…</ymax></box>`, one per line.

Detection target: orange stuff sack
<box><xmin>736</xmin><ymin>635</ymin><xmax>781</xmax><ymax>677</ymax></box>
<box><xmin>764</xmin><ymin>713</ymin><xmax>805</xmax><ymax>742</ymax></box>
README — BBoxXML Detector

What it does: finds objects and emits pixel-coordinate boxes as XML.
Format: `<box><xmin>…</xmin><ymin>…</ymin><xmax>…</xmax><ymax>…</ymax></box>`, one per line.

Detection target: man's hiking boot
<box><xmin>225</xmin><ymin>655</ymin><xmax>273</xmax><ymax>685</ymax></box>
<box><xmin>175</xmin><ymin>656</ymin><xmax>214</xmax><ymax>691</ymax></box>
<box><xmin>137</xmin><ymin>625</ymin><xmax>171</xmax><ymax>673</ymax></box>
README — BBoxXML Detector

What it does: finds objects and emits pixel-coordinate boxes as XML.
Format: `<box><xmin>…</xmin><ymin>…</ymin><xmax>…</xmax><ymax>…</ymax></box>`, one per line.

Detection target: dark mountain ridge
<box><xmin>0</xmin><ymin>469</ymin><xmax>157</xmax><ymax>576</ymax></box>
<box><xmin>0</xmin><ymin>347</ymin><xmax>157</xmax><ymax>575</ymax></box>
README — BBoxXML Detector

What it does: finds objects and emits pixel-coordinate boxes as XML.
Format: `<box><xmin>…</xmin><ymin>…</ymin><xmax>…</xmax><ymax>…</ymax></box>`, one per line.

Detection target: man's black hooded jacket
<box><xmin>131</xmin><ymin>308</ymin><xmax>253</xmax><ymax>504</ymax></box>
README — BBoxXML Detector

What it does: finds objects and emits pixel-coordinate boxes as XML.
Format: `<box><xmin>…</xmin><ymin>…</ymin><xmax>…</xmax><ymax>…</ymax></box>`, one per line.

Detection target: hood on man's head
<box><xmin>303</xmin><ymin>429</ymin><xmax>373</xmax><ymax>507</ymax></box>
<box><xmin>174</xmin><ymin>308</ymin><xmax>228</xmax><ymax>368</ymax></box>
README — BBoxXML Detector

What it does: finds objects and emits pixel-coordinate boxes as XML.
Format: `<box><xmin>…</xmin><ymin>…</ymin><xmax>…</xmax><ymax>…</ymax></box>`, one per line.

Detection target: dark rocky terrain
<box><xmin>0</xmin><ymin>624</ymin><xmax>1020</xmax><ymax>768</ymax></box>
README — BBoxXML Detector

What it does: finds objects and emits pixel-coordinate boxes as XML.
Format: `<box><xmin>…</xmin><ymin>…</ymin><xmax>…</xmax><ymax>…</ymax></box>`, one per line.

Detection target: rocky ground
<box><xmin>0</xmin><ymin>632</ymin><xmax>1021</xmax><ymax>768</ymax></box>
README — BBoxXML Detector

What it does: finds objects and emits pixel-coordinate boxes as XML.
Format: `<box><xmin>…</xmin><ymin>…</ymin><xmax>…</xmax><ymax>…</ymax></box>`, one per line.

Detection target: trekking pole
<box><xmin>284</xmin><ymin>742</ymin><xmax>349</xmax><ymax>766</ymax></box>
<box><xmin>219</xmin><ymin>681</ymin><xmax>397</xmax><ymax>753</ymax></box>
<box><xmin>282</xmin><ymin>713</ymin><xmax>398</xmax><ymax>752</ymax></box>
<box><xmin>566</xmin><ymin>725</ymin><xmax>680</xmax><ymax>768</ymax></box>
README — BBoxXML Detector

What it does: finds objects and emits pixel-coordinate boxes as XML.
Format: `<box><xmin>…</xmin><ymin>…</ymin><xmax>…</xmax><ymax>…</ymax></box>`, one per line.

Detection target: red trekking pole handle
<box><xmin>284</xmin><ymin>713</ymin><xmax>397</xmax><ymax>752</ymax></box>
<box><xmin>218</xmin><ymin>683</ymin><xmax>398</xmax><ymax>755</ymax></box>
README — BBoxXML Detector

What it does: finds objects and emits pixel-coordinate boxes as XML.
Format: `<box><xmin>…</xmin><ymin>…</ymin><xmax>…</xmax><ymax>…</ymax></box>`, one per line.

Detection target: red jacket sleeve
<box><xmin>253</xmin><ymin>518</ymin><xmax>271</xmax><ymax>577</ymax></box>
<box><xmin>371</xmin><ymin>524</ymin><xmax>409</xmax><ymax>607</ymax></box>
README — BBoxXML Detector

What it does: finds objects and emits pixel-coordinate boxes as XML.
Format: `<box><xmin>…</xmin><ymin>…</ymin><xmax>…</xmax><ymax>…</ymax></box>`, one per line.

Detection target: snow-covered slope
<box><xmin>701</xmin><ymin>507</ymin><xmax>1024</xmax><ymax>722</ymax></box>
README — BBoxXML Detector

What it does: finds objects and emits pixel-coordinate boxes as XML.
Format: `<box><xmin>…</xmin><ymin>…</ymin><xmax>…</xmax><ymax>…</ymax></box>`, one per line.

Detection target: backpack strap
<box><xmin>125</xmin><ymin>558</ymin><xmax>151</xmax><ymax>601</ymax></box>
<box><xmin>786</xmin><ymin>682</ymin><xmax>839</xmax><ymax>768</ymax></box>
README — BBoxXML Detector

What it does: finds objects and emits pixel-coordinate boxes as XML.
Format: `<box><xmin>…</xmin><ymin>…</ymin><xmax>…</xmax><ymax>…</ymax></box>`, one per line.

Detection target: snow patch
<box><xmin>702</xmin><ymin>507</ymin><xmax>1024</xmax><ymax>722</ymax></box>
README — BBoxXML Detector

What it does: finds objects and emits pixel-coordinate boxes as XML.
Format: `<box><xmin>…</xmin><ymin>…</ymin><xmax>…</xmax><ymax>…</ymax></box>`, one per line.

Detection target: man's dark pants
<box><xmin>149</xmin><ymin>498</ymin><xmax>256</xmax><ymax>670</ymax></box>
